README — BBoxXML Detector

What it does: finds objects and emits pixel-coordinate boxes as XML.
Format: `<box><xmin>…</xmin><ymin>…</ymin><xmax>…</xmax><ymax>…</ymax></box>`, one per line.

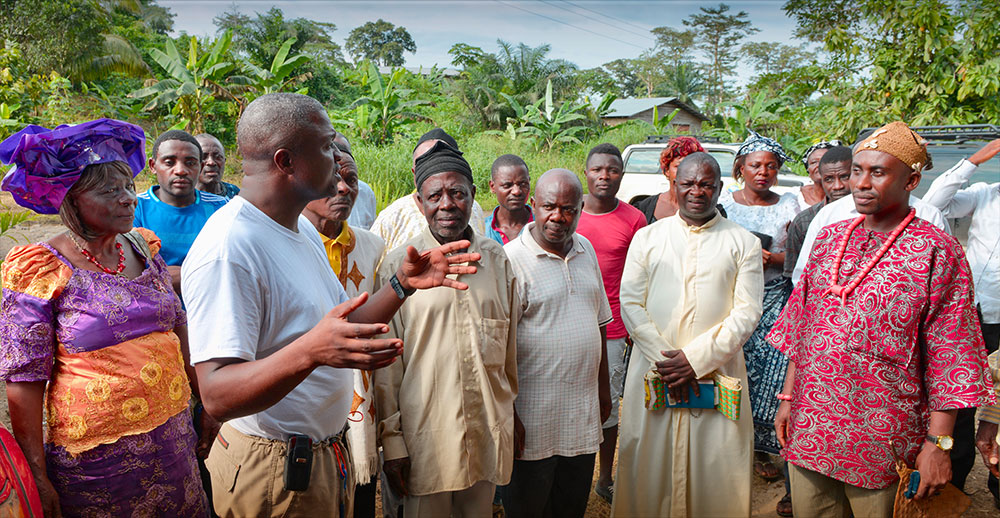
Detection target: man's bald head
<box><xmin>238</xmin><ymin>93</ymin><xmax>329</xmax><ymax>164</ymax></box>
<box><xmin>676</xmin><ymin>151</ymin><xmax>721</xmax><ymax>183</ymax></box>
<box><xmin>530</xmin><ymin>168</ymin><xmax>584</xmax><ymax>253</ymax></box>
<box><xmin>534</xmin><ymin>168</ymin><xmax>583</xmax><ymax>204</ymax></box>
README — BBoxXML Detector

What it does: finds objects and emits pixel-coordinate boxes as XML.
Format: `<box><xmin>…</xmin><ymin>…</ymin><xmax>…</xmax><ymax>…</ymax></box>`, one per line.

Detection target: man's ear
<box><xmin>470</xmin><ymin>184</ymin><xmax>477</xmax><ymax>199</ymax></box>
<box><xmin>415</xmin><ymin>189</ymin><xmax>425</xmax><ymax>216</ymax></box>
<box><xmin>273</xmin><ymin>148</ymin><xmax>293</xmax><ymax>176</ymax></box>
<box><xmin>904</xmin><ymin>169</ymin><xmax>922</xmax><ymax>193</ymax></box>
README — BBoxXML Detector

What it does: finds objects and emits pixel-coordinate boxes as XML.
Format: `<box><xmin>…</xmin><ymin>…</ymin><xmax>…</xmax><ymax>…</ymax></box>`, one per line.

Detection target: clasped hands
<box><xmin>655</xmin><ymin>349</ymin><xmax>699</xmax><ymax>404</ymax></box>
<box><xmin>309</xmin><ymin>240</ymin><xmax>480</xmax><ymax>371</ymax></box>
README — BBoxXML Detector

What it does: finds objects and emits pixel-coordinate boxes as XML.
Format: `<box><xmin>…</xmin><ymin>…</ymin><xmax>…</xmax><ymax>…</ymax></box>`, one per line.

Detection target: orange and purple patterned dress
<box><xmin>0</xmin><ymin>228</ymin><xmax>208</xmax><ymax>516</ymax></box>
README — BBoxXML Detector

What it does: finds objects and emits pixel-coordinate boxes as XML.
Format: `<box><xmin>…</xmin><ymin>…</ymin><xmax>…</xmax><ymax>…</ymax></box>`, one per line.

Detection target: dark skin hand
<box><xmin>7</xmin><ymin>381</ymin><xmax>62</xmax><ymax>518</ymax></box>
<box><xmin>513</xmin><ymin>410</ymin><xmax>526</xmax><ymax>459</ymax></box>
<box><xmin>976</xmin><ymin>420</ymin><xmax>1000</xmax><ymax>477</ymax></box>
<box><xmin>384</xmin><ymin>457</ymin><xmax>411</xmax><ymax>497</ymax></box>
<box><xmin>656</xmin><ymin>350</ymin><xmax>700</xmax><ymax>403</ymax></box>
<box><xmin>197</xmin><ymin>241</ymin><xmax>480</xmax><ymax>421</ymax></box>
<box><xmin>913</xmin><ymin>410</ymin><xmax>957</xmax><ymax>500</ymax></box>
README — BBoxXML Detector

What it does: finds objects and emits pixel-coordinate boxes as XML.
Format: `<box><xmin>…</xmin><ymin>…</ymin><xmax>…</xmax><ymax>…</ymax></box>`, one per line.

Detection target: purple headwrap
<box><xmin>0</xmin><ymin>118</ymin><xmax>146</xmax><ymax>214</ymax></box>
<box><xmin>736</xmin><ymin>130</ymin><xmax>791</xmax><ymax>166</ymax></box>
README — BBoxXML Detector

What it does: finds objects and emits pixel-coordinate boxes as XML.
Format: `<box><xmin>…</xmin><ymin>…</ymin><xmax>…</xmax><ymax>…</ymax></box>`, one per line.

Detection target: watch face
<box><xmin>939</xmin><ymin>436</ymin><xmax>954</xmax><ymax>450</ymax></box>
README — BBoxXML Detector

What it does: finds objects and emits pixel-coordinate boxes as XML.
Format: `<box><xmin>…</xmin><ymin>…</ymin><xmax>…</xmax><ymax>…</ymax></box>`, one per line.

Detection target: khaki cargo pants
<box><xmin>206</xmin><ymin>423</ymin><xmax>355</xmax><ymax>518</ymax></box>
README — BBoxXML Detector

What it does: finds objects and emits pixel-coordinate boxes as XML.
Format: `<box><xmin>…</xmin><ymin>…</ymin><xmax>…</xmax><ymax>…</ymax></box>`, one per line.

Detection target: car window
<box><xmin>624</xmin><ymin>148</ymin><xmax>737</xmax><ymax>175</ymax></box>
<box><xmin>709</xmin><ymin>150</ymin><xmax>735</xmax><ymax>178</ymax></box>
<box><xmin>917</xmin><ymin>144</ymin><xmax>1000</xmax><ymax>197</ymax></box>
<box><xmin>624</xmin><ymin>149</ymin><xmax>663</xmax><ymax>174</ymax></box>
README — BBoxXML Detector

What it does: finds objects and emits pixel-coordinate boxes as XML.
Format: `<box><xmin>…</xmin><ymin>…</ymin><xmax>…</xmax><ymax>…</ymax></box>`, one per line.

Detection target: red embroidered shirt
<box><xmin>767</xmin><ymin>217</ymin><xmax>994</xmax><ymax>489</ymax></box>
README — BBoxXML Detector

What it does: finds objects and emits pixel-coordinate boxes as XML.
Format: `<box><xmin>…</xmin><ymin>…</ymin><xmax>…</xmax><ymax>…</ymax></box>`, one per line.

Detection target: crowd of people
<box><xmin>0</xmin><ymin>92</ymin><xmax>998</xmax><ymax>518</ymax></box>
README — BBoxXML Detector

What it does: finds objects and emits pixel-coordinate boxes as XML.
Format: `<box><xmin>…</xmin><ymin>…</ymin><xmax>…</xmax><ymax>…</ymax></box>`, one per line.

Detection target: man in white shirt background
<box><xmin>922</xmin><ymin>138</ymin><xmax>1000</xmax><ymax>502</ymax></box>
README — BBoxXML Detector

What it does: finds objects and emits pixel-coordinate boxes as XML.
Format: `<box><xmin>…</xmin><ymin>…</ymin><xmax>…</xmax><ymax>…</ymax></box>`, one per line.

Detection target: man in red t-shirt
<box><xmin>575</xmin><ymin>143</ymin><xmax>647</xmax><ymax>502</ymax></box>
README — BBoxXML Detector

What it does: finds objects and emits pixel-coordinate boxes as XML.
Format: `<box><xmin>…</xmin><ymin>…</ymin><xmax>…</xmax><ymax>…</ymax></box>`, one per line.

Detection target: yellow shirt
<box><xmin>321</xmin><ymin>221</ymin><xmax>354</xmax><ymax>278</ymax></box>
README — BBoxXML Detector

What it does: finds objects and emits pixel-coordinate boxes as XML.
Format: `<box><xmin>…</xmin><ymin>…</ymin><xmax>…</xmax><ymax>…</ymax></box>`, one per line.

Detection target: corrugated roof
<box><xmin>605</xmin><ymin>97</ymin><xmax>708</xmax><ymax>121</ymax></box>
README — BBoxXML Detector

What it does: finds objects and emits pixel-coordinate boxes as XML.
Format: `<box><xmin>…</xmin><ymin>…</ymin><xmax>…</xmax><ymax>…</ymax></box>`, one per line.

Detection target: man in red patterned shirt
<box><xmin>768</xmin><ymin>121</ymin><xmax>995</xmax><ymax>518</ymax></box>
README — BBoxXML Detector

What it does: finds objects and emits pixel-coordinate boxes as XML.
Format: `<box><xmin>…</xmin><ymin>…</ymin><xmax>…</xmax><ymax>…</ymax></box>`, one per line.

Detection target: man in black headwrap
<box><xmin>370</xmin><ymin>128</ymin><xmax>487</xmax><ymax>255</ymax></box>
<box><xmin>374</xmin><ymin>142</ymin><xmax>519</xmax><ymax>517</ymax></box>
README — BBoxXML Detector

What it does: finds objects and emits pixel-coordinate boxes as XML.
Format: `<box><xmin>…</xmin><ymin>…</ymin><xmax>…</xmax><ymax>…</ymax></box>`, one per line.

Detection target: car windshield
<box><xmin>916</xmin><ymin>143</ymin><xmax>1000</xmax><ymax>197</ymax></box>
<box><xmin>625</xmin><ymin>148</ymin><xmax>736</xmax><ymax>177</ymax></box>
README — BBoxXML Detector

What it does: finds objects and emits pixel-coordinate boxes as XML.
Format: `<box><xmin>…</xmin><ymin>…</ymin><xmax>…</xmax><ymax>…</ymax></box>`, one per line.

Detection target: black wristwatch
<box><xmin>390</xmin><ymin>273</ymin><xmax>415</xmax><ymax>299</ymax></box>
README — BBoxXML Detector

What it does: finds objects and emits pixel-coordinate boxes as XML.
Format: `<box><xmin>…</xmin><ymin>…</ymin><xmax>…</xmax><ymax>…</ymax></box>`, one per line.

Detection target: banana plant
<box><xmin>647</xmin><ymin>105</ymin><xmax>681</xmax><ymax>134</ymax></box>
<box><xmin>128</xmin><ymin>30</ymin><xmax>246</xmax><ymax>134</ymax></box>
<box><xmin>237</xmin><ymin>37</ymin><xmax>312</xmax><ymax>105</ymax></box>
<box><xmin>333</xmin><ymin>62</ymin><xmax>431</xmax><ymax>146</ymax></box>
<box><xmin>496</xmin><ymin>80</ymin><xmax>588</xmax><ymax>150</ymax></box>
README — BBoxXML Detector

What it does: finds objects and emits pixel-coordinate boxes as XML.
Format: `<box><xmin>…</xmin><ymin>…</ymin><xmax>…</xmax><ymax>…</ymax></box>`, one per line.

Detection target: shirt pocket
<box><xmin>480</xmin><ymin>317</ymin><xmax>509</xmax><ymax>369</ymax></box>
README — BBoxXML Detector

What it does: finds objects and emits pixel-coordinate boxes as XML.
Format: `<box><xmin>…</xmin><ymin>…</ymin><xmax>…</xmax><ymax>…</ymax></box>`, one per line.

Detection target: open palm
<box><xmin>399</xmin><ymin>239</ymin><xmax>480</xmax><ymax>291</ymax></box>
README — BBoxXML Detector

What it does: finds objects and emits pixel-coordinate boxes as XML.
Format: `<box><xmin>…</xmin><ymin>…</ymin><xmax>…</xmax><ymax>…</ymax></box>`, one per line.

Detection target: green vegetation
<box><xmin>1</xmin><ymin>0</ymin><xmax>998</xmax><ymax>219</ymax></box>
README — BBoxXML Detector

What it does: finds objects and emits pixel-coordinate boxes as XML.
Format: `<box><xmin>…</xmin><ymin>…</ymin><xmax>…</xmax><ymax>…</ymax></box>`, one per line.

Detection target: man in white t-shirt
<box><xmin>182</xmin><ymin>93</ymin><xmax>481</xmax><ymax>518</ymax></box>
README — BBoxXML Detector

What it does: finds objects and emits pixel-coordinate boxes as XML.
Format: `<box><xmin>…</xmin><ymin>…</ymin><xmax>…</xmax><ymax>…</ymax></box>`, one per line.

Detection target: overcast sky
<box><xmin>162</xmin><ymin>0</ymin><xmax>803</xmax><ymax>77</ymax></box>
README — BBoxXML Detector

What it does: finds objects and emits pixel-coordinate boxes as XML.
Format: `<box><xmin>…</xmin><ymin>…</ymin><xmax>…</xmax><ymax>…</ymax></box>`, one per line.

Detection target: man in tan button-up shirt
<box><xmin>375</xmin><ymin>141</ymin><xmax>519</xmax><ymax>517</ymax></box>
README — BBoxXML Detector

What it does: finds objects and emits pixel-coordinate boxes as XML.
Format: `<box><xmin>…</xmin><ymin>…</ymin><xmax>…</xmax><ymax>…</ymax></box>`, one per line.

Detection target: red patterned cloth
<box><xmin>767</xmin><ymin>217</ymin><xmax>995</xmax><ymax>489</ymax></box>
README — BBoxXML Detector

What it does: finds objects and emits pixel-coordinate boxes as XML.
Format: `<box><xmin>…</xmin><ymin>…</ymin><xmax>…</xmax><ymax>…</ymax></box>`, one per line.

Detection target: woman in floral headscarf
<box><xmin>718</xmin><ymin>131</ymin><xmax>802</xmax><ymax>495</ymax></box>
<box><xmin>0</xmin><ymin>119</ymin><xmax>211</xmax><ymax>517</ymax></box>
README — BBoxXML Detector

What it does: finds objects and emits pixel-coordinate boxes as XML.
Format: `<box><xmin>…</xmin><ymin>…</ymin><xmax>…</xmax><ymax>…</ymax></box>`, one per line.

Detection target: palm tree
<box><xmin>654</xmin><ymin>63</ymin><xmax>708</xmax><ymax>106</ymax></box>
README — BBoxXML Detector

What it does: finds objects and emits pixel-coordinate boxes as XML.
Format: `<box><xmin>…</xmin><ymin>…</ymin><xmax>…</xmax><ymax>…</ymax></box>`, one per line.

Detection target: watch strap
<box><xmin>390</xmin><ymin>273</ymin><xmax>415</xmax><ymax>299</ymax></box>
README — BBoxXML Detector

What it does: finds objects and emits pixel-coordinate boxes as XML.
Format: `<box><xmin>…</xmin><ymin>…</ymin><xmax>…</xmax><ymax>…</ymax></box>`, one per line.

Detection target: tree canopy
<box><xmin>345</xmin><ymin>19</ymin><xmax>416</xmax><ymax>66</ymax></box>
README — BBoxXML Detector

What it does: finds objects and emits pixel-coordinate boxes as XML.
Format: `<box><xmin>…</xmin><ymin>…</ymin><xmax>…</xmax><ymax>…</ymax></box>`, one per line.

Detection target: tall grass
<box><xmin>209</xmin><ymin>121</ymin><xmax>652</xmax><ymax>212</ymax></box>
<box><xmin>352</xmin><ymin>122</ymin><xmax>651</xmax><ymax>212</ymax></box>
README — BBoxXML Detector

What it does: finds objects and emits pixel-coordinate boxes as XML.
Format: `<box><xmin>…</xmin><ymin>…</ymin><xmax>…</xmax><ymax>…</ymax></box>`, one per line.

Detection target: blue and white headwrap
<box><xmin>800</xmin><ymin>140</ymin><xmax>843</xmax><ymax>167</ymax></box>
<box><xmin>736</xmin><ymin>130</ymin><xmax>791</xmax><ymax>166</ymax></box>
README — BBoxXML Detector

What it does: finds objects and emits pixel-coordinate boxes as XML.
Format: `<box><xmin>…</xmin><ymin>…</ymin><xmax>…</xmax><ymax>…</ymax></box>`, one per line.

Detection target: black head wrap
<box><xmin>414</xmin><ymin>140</ymin><xmax>473</xmax><ymax>190</ymax></box>
<box><xmin>413</xmin><ymin>128</ymin><xmax>459</xmax><ymax>154</ymax></box>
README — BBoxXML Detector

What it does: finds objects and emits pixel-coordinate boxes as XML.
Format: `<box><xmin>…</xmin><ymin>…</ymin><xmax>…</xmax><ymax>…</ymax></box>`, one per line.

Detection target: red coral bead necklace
<box><xmin>823</xmin><ymin>208</ymin><xmax>916</xmax><ymax>304</ymax></box>
<box><xmin>66</xmin><ymin>232</ymin><xmax>127</xmax><ymax>277</ymax></box>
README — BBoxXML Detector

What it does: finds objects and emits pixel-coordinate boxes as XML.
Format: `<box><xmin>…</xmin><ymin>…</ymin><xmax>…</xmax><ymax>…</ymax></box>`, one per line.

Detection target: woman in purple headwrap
<box><xmin>0</xmin><ymin>119</ymin><xmax>211</xmax><ymax>517</ymax></box>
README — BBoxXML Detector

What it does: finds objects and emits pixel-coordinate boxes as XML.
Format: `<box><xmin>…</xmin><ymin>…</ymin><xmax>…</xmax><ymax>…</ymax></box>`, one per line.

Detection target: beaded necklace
<box><xmin>67</xmin><ymin>232</ymin><xmax>127</xmax><ymax>277</ymax></box>
<box><xmin>823</xmin><ymin>208</ymin><xmax>916</xmax><ymax>304</ymax></box>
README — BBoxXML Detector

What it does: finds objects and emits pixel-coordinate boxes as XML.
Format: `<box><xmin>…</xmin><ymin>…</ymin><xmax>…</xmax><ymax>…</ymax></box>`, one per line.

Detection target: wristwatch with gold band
<box><xmin>925</xmin><ymin>434</ymin><xmax>954</xmax><ymax>451</ymax></box>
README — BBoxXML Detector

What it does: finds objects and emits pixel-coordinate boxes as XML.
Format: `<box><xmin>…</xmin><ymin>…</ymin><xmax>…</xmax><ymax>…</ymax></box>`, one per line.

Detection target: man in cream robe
<box><xmin>613</xmin><ymin>153</ymin><xmax>763</xmax><ymax>517</ymax></box>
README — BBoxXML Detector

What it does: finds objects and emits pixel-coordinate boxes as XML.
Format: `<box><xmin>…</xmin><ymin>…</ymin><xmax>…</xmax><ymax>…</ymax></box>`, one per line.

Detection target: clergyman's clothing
<box><xmin>374</xmin><ymin>228</ymin><xmax>518</xmax><ymax>500</ymax></box>
<box><xmin>613</xmin><ymin>213</ymin><xmax>763</xmax><ymax>517</ymax></box>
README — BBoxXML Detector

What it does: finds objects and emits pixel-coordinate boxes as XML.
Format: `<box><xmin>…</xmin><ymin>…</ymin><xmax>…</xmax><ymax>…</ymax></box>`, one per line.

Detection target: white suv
<box><xmin>617</xmin><ymin>139</ymin><xmax>809</xmax><ymax>205</ymax></box>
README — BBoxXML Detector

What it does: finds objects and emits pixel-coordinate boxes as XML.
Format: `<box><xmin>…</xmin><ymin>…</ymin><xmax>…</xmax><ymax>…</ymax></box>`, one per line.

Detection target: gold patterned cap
<box><xmin>855</xmin><ymin>121</ymin><xmax>930</xmax><ymax>171</ymax></box>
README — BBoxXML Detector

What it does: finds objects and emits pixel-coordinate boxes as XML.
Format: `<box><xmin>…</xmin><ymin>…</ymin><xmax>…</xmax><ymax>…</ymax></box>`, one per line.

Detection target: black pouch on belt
<box><xmin>284</xmin><ymin>434</ymin><xmax>313</xmax><ymax>491</ymax></box>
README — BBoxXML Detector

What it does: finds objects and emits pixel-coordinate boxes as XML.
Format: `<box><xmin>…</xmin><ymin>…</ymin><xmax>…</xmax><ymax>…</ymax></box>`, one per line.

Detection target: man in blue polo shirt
<box><xmin>135</xmin><ymin>129</ymin><xmax>228</xmax><ymax>294</ymax></box>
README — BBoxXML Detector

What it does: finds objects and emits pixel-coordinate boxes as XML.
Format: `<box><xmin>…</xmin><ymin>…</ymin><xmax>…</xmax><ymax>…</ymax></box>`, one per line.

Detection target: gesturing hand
<box><xmin>396</xmin><ymin>240</ymin><xmax>480</xmax><ymax>292</ymax></box>
<box><xmin>309</xmin><ymin>292</ymin><xmax>403</xmax><ymax>370</ymax></box>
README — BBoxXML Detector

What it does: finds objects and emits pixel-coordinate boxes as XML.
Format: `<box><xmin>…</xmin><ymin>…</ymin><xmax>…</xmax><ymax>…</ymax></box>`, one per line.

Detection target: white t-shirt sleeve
<box><xmin>185</xmin><ymin>257</ymin><xmax>264</xmax><ymax>364</ymax></box>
